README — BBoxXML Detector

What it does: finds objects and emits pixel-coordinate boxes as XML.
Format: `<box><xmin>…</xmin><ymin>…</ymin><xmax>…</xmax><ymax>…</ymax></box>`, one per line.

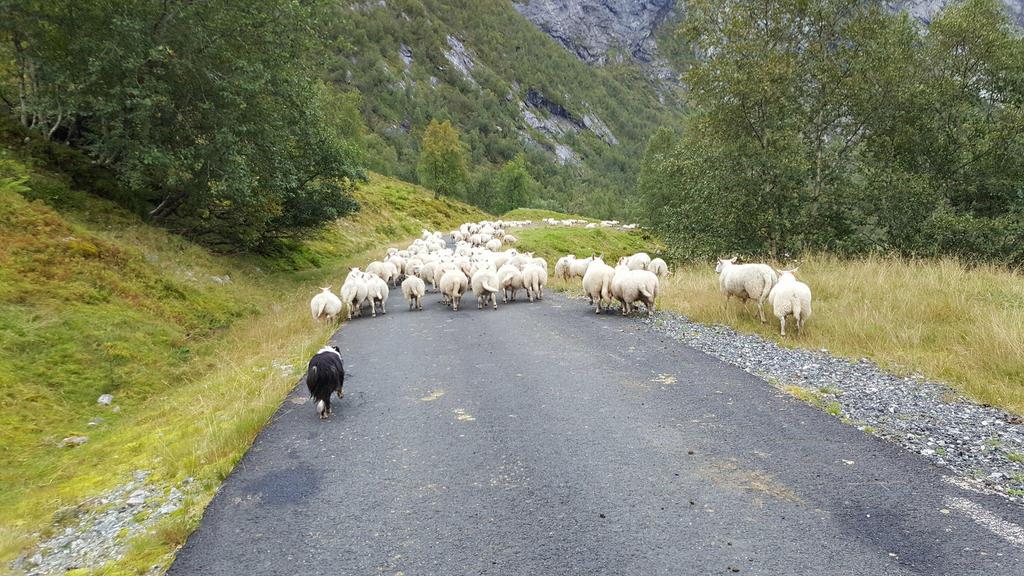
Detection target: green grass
<box><xmin>514</xmin><ymin>223</ymin><xmax>1024</xmax><ymax>416</ymax></box>
<box><xmin>502</xmin><ymin>208</ymin><xmax>600</xmax><ymax>223</ymax></box>
<box><xmin>513</xmin><ymin>225</ymin><xmax>660</xmax><ymax>265</ymax></box>
<box><xmin>0</xmin><ymin>152</ymin><xmax>488</xmax><ymax>572</ymax></box>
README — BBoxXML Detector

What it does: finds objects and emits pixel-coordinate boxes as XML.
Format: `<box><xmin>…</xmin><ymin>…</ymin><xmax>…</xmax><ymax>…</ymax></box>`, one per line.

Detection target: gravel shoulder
<box><xmin>168</xmin><ymin>288</ymin><xmax>1024</xmax><ymax>575</ymax></box>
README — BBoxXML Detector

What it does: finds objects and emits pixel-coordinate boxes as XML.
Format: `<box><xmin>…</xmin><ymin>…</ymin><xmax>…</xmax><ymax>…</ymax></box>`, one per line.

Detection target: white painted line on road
<box><xmin>945</xmin><ymin>496</ymin><xmax>1024</xmax><ymax>548</ymax></box>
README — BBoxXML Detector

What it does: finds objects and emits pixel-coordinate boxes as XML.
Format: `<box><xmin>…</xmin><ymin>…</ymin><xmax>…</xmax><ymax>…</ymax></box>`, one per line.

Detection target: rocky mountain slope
<box><xmin>328</xmin><ymin>0</ymin><xmax>685</xmax><ymax>218</ymax></box>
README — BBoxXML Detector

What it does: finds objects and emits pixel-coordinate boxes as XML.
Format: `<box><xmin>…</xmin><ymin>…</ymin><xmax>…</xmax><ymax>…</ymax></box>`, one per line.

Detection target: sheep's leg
<box><xmin>779</xmin><ymin>315</ymin><xmax>786</xmax><ymax>336</ymax></box>
<box><xmin>380</xmin><ymin>299</ymin><xmax>386</xmax><ymax>315</ymax></box>
<box><xmin>370</xmin><ymin>299</ymin><xmax>377</xmax><ymax>318</ymax></box>
<box><xmin>491</xmin><ymin>294</ymin><xmax>497</xmax><ymax>310</ymax></box>
<box><xmin>417</xmin><ymin>296</ymin><xmax>423</xmax><ymax>311</ymax></box>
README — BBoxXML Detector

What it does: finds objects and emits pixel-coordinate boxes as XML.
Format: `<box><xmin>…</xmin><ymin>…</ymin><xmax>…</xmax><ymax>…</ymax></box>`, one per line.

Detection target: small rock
<box><xmin>97</xmin><ymin>394</ymin><xmax>113</xmax><ymax>405</ymax></box>
<box><xmin>87</xmin><ymin>418</ymin><xmax>104</xmax><ymax>427</ymax></box>
<box><xmin>921</xmin><ymin>449</ymin><xmax>935</xmax><ymax>456</ymax></box>
<box><xmin>126</xmin><ymin>490</ymin><xmax>148</xmax><ymax>506</ymax></box>
<box><xmin>61</xmin><ymin>436</ymin><xmax>88</xmax><ymax>447</ymax></box>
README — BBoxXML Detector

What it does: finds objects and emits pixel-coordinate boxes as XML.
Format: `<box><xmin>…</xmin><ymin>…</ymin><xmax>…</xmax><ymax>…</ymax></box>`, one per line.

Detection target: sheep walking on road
<box><xmin>582</xmin><ymin>257</ymin><xmax>616</xmax><ymax>314</ymax></box>
<box><xmin>769</xmin><ymin>269</ymin><xmax>812</xmax><ymax>336</ymax></box>
<box><xmin>440</xmin><ymin>269</ymin><xmax>469</xmax><ymax>311</ymax></box>
<box><xmin>402</xmin><ymin>275</ymin><xmax>425</xmax><ymax>311</ymax></box>
<box><xmin>715</xmin><ymin>258</ymin><xmax>777</xmax><ymax>323</ymax></box>
<box><xmin>522</xmin><ymin>264</ymin><xmax>548</xmax><ymax>302</ymax></box>
<box><xmin>471</xmin><ymin>268</ymin><xmax>500</xmax><ymax>310</ymax></box>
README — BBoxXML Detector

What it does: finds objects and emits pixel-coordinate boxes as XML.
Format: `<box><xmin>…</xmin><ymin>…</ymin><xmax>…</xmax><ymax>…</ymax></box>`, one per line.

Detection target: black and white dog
<box><xmin>305</xmin><ymin>345</ymin><xmax>345</xmax><ymax>420</ymax></box>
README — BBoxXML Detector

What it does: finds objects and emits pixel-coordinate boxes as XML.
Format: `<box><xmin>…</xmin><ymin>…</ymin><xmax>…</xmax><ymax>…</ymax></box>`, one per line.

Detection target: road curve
<box><xmin>170</xmin><ymin>287</ymin><xmax>1024</xmax><ymax>575</ymax></box>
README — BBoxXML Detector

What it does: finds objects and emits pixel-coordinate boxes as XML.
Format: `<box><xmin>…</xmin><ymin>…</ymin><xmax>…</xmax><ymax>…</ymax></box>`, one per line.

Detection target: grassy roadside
<box><xmin>512</xmin><ymin>215</ymin><xmax>1024</xmax><ymax>416</ymax></box>
<box><xmin>0</xmin><ymin>149</ymin><xmax>487</xmax><ymax>573</ymax></box>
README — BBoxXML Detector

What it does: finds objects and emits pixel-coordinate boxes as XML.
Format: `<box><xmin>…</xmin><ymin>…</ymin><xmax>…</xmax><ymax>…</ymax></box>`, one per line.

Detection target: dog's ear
<box><xmin>331</xmin><ymin>345</ymin><xmax>340</xmax><ymax>354</ymax></box>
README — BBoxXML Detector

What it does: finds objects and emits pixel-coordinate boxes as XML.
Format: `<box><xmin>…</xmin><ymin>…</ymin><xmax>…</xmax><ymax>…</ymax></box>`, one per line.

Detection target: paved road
<box><xmin>170</xmin><ymin>286</ymin><xmax>1024</xmax><ymax>575</ymax></box>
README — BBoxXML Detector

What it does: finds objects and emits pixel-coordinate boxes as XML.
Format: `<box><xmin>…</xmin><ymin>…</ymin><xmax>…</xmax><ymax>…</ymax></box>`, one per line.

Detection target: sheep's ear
<box><xmin>730</xmin><ymin>257</ymin><xmax>738</xmax><ymax>263</ymax></box>
<box><xmin>792</xmin><ymin>266</ymin><xmax>799</xmax><ymax>273</ymax></box>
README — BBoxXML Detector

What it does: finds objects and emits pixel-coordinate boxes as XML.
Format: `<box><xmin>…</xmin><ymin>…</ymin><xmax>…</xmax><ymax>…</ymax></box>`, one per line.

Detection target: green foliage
<box><xmin>324</xmin><ymin>0</ymin><xmax>685</xmax><ymax>218</ymax></box>
<box><xmin>0</xmin><ymin>150</ymin><xmax>488</xmax><ymax>569</ymax></box>
<box><xmin>417</xmin><ymin>120</ymin><xmax>468</xmax><ymax>199</ymax></box>
<box><xmin>492</xmin><ymin>155</ymin><xmax>535</xmax><ymax>215</ymax></box>
<box><xmin>1</xmin><ymin>0</ymin><xmax>364</xmax><ymax>250</ymax></box>
<box><xmin>646</xmin><ymin>0</ymin><xmax>1024</xmax><ymax>264</ymax></box>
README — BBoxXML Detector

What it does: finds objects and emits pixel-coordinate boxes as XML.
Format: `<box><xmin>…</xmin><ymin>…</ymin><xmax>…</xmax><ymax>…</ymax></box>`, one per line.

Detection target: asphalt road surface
<box><xmin>170</xmin><ymin>287</ymin><xmax>1024</xmax><ymax>575</ymax></box>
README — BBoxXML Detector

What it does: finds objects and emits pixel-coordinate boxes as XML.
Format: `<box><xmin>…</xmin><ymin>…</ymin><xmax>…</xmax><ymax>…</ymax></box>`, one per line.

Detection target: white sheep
<box><xmin>364</xmin><ymin>273</ymin><xmax>389</xmax><ymax>317</ymax></box>
<box><xmin>365</xmin><ymin>261</ymin><xmax>394</xmax><ymax>286</ymax></box>
<box><xmin>522</xmin><ymin>263</ymin><xmax>548</xmax><ymax>302</ymax></box>
<box><xmin>310</xmin><ymin>287</ymin><xmax>342</xmax><ymax>322</ymax></box>
<box><xmin>610</xmin><ymin>265</ymin><xmax>659</xmax><ymax>317</ymax></box>
<box><xmin>401</xmin><ymin>275</ymin><xmax>426</xmax><ymax>311</ymax></box>
<box><xmin>340</xmin><ymin>271</ymin><xmax>369</xmax><ymax>319</ymax></box>
<box><xmin>554</xmin><ymin>255</ymin><xmax>574</xmax><ymax>280</ymax></box>
<box><xmin>648</xmin><ymin>257</ymin><xmax>670</xmax><ymax>278</ymax></box>
<box><xmin>440</xmin><ymin>269</ymin><xmax>469</xmax><ymax>311</ymax></box>
<box><xmin>715</xmin><ymin>257</ymin><xmax>778</xmax><ymax>323</ymax></box>
<box><xmin>470</xmin><ymin>268</ymin><xmax>500</xmax><ymax>310</ymax></box>
<box><xmin>619</xmin><ymin>252</ymin><xmax>651</xmax><ymax>271</ymax></box>
<box><xmin>485</xmin><ymin>238</ymin><xmax>502</xmax><ymax>252</ymax></box>
<box><xmin>769</xmin><ymin>269</ymin><xmax>812</xmax><ymax>336</ymax></box>
<box><xmin>496</xmin><ymin>264</ymin><xmax>524</xmax><ymax>303</ymax></box>
<box><xmin>567</xmin><ymin>256</ymin><xmax>594</xmax><ymax>280</ymax></box>
<box><xmin>582</xmin><ymin>257</ymin><xmax>616</xmax><ymax>314</ymax></box>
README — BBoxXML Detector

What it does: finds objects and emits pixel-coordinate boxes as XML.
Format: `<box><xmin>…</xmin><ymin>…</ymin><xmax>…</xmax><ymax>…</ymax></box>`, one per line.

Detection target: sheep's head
<box><xmin>714</xmin><ymin>257</ymin><xmax>738</xmax><ymax>273</ymax></box>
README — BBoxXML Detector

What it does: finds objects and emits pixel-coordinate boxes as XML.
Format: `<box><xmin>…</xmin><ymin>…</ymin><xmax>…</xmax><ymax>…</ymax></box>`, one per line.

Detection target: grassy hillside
<box><xmin>0</xmin><ymin>150</ymin><xmax>487</xmax><ymax>572</ymax></box>
<box><xmin>328</xmin><ymin>0</ymin><xmax>685</xmax><ymax>218</ymax></box>
<box><xmin>512</xmin><ymin>217</ymin><xmax>1024</xmax><ymax>415</ymax></box>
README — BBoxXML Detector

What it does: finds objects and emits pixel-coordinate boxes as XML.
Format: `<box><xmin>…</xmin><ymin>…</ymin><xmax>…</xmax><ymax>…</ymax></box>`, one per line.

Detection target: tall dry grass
<box><xmin>663</xmin><ymin>254</ymin><xmax>1024</xmax><ymax>413</ymax></box>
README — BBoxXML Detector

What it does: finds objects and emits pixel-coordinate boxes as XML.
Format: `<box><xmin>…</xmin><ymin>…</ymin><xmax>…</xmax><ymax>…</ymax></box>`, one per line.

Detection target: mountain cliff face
<box><xmin>892</xmin><ymin>0</ymin><xmax>1024</xmax><ymax>24</ymax></box>
<box><xmin>512</xmin><ymin>0</ymin><xmax>676</xmax><ymax>65</ymax></box>
<box><xmin>514</xmin><ymin>0</ymin><xmax>1024</xmax><ymax>76</ymax></box>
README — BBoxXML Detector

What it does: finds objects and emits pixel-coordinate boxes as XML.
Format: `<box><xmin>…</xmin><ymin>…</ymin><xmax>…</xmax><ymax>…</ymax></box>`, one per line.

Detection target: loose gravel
<box><xmin>13</xmin><ymin>471</ymin><xmax>191</xmax><ymax>575</ymax></box>
<box><xmin>633</xmin><ymin>309</ymin><xmax>1024</xmax><ymax>503</ymax></box>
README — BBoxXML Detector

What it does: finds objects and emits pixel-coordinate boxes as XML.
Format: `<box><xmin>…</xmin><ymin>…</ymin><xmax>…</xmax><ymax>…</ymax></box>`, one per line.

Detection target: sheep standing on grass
<box><xmin>522</xmin><ymin>263</ymin><xmax>548</xmax><ymax>302</ymax></box>
<box><xmin>310</xmin><ymin>287</ymin><xmax>342</xmax><ymax>322</ymax></box>
<box><xmin>471</xmin><ymin>268</ymin><xmax>500</xmax><ymax>310</ymax></box>
<box><xmin>715</xmin><ymin>257</ymin><xmax>778</xmax><ymax>323</ymax></box>
<box><xmin>554</xmin><ymin>255</ymin><xmax>574</xmax><ymax>280</ymax></box>
<box><xmin>620</xmin><ymin>252</ymin><xmax>651</xmax><ymax>271</ymax></box>
<box><xmin>610</xmin><ymin>264</ymin><xmax>659</xmax><ymax>317</ymax></box>
<box><xmin>567</xmin><ymin>256</ymin><xmax>594</xmax><ymax>280</ymax></box>
<box><xmin>648</xmin><ymin>258</ymin><xmax>670</xmax><ymax>278</ymax></box>
<box><xmin>582</xmin><ymin>257</ymin><xmax>615</xmax><ymax>314</ymax></box>
<box><xmin>440</xmin><ymin>269</ymin><xmax>469</xmax><ymax>311</ymax></box>
<box><xmin>401</xmin><ymin>275</ymin><xmax>426</xmax><ymax>311</ymax></box>
<box><xmin>769</xmin><ymin>269</ymin><xmax>812</xmax><ymax>336</ymax></box>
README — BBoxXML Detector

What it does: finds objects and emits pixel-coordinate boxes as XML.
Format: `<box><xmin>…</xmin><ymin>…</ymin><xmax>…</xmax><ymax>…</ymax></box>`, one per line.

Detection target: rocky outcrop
<box><xmin>513</xmin><ymin>0</ymin><xmax>676</xmax><ymax>65</ymax></box>
<box><xmin>890</xmin><ymin>0</ymin><xmax>1024</xmax><ymax>25</ymax></box>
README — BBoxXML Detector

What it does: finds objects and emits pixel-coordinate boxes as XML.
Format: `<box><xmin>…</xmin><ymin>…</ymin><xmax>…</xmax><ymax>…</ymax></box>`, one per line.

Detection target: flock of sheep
<box><xmin>309</xmin><ymin>219</ymin><xmax>546</xmax><ymax>320</ymax></box>
<box><xmin>309</xmin><ymin>219</ymin><xmax>813</xmax><ymax>336</ymax></box>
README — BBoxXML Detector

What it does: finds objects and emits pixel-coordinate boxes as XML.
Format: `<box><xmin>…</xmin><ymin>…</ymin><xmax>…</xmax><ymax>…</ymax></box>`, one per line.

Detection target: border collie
<box><xmin>305</xmin><ymin>345</ymin><xmax>345</xmax><ymax>420</ymax></box>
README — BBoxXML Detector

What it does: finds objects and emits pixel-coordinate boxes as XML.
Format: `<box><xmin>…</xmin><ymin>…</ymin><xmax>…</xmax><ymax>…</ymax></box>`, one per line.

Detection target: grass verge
<box><xmin>0</xmin><ymin>149</ymin><xmax>487</xmax><ymax>573</ymax></box>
